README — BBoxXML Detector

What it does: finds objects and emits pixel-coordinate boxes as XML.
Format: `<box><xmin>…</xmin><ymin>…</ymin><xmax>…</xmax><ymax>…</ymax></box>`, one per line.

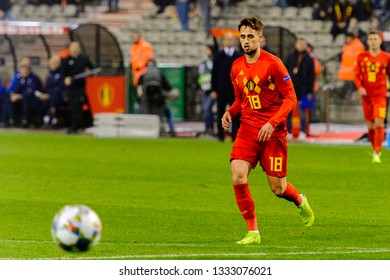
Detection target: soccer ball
<box><xmin>51</xmin><ymin>205</ymin><xmax>102</xmax><ymax>252</ymax></box>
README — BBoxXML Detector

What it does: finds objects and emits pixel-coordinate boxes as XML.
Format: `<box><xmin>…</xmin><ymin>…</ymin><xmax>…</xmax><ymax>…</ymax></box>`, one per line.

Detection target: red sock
<box><xmin>233</xmin><ymin>183</ymin><xmax>257</xmax><ymax>231</ymax></box>
<box><xmin>281</xmin><ymin>183</ymin><xmax>302</xmax><ymax>206</ymax></box>
<box><xmin>368</xmin><ymin>129</ymin><xmax>375</xmax><ymax>149</ymax></box>
<box><xmin>374</xmin><ymin>126</ymin><xmax>384</xmax><ymax>154</ymax></box>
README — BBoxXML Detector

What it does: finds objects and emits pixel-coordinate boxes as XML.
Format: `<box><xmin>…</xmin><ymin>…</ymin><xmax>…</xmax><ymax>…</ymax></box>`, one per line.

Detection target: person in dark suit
<box><xmin>211</xmin><ymin>32</ymin><xmax>242</xmax><ymax>142</ymax></box>
<box><xmin>284</xmin><ymin>37</ymin><xmax>315</xmax><ymax>141</ymax></box>
<box><xmin>61</xmin><ymin>41</ymin><xmax>94</xmax><ymax>134</ymax></box>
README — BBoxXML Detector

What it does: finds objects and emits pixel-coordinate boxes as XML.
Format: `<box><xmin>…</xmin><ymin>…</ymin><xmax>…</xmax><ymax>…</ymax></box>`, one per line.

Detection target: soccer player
<box><xmin>221</xmin><ymin>16</ymin><xmax>315</xmax><ymax>245</ymax></box>
<box><xmin>354</xmin><ymin>31</ymin><xmax>390</xmax><ymax>164</ymax></box>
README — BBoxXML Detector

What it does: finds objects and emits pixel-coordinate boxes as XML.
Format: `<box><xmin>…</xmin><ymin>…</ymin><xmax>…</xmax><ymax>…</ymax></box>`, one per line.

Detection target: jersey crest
<box><xmin>243</xmin><ymin>76</ymin><xmax>261</xmax><ymax>95</ymax></box>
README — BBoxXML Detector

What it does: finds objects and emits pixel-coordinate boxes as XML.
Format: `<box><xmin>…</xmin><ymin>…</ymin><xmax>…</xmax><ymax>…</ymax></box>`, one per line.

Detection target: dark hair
<box><xmin>238</xmin><ymin>16</ymin><xmax>264</xmax><ymax>33</ymax></box>
<box><xmin>368</xmin><ymin>30</ymin><xmax>381</xmax><ymax>36</ymax></box>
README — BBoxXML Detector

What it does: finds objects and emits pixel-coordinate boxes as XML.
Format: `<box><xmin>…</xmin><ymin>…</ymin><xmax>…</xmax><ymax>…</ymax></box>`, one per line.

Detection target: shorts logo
<box><xmin>283</xmin><ymin>74</ymin><xmax>291</xmax><ymax>82</ymax></box>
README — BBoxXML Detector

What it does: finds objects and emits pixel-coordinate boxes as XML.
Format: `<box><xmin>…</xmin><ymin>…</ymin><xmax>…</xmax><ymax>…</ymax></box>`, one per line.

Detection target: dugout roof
<box><xmin>0</xmin><ymin>21</ymin><xmax>124</xmax><ymax>85</ymax></box>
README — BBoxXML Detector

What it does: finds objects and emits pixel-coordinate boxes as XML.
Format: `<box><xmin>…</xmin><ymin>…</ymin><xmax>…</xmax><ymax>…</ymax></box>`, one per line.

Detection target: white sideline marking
<box><xmin>1</xmin><ymin>249</ymin><xmax>390</xmax><ymax>260</ymax></box>
<box><xmin>0</xmin><ymin>239</ymin><xmax>390</xmax><ymax>260</ymax></box>
<box><xmin>0</xmin><ymin>240</ymin><xmax>371</xmax><ymax>250</ymax></box>
<box><xmin>43</xmin><ymin>248</ymin><xmax>390</xmax><ymax>260</ymax></box>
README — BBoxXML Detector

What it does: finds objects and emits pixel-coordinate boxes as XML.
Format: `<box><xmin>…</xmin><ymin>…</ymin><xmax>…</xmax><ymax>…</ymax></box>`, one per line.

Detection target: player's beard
<box><xmin>244</xmin><ymin>47</ymin><xmax>257</xmax><ymax>56</ymax></box>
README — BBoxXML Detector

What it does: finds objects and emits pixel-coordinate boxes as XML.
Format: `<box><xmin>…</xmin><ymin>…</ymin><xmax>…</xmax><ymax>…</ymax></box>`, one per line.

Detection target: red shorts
<box><xmin>230</xmin><ymin>129</ymin><xmax>288</xmax><ymax>178</ymax></box>
<box><xmin>361</xmin><ymin>95</ymin><xmax>387</xmax><ymax>121</ymax></box>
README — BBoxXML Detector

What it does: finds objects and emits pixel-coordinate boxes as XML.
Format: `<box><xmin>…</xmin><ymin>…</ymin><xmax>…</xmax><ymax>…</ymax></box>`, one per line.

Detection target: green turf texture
<box><xmin>1</xmin><ymin>131</ymin><xmax>390</xmax><ymax>260</ymax></box>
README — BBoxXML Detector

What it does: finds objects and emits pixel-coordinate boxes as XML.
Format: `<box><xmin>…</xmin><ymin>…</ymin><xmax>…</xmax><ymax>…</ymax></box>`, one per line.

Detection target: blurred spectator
<box><xmin>129</xmin><ymin>32</ymin><xmax>154</xmax><ymax>87</ymax></box>
<box><xmin>26</xmin><ymin>0</ymin><xmax>40</xmax><ymax>5</ymax></box>
<box><xmin>274</xmin><ymin>0</ymin><xmax>288</xmax><ymax>9</ymax></box>
<box><xmin>362</xmin><ymin>16</ymin><xmax>387</xmax><ymax>51</ymax></box>
<box><xmin>61</xmin><ymin>41</ymin><xmax>94</xmax><ymax>134</ymax></box>
<box><xmin>352</xmin><ymin>0</ymin><xmax>373</xmax><ymax>21</ymax></box>
<box><xmin>0</xmin><ymin>0</ymin><xmax>15</xmax><ymax>21</ymax></box>
<box><xmin>372</xmin><ymin>0</ymin><xmax>382</xmax><ymax>8</ymax></box>
<box><xmin>37</xmin><ymin>57</ymin><xmax>68</xmax><ymax>128</ymax></box>
<box><xmin>330</xmin><ymin>0</ymin><xmax>354</xmax><ymax>40</ymax></box>
<box><xmin>211</xmin><ymin>32</ymin><xmax>241</xmax><ymax>142</ymax></box>
<box><xmin>347</xmin><ymin>17</ymin><xmax>367</xmax><ymax>39</ymax></box>
<box><xmin>380</xmin><ymin>0</ymin><xmax>390</xmax><ymax>25</ymax></box>
<box><xmin>285</xmin><ymin>38</ymin><xmax>315</xmax><ymax>141</ymax></box>
<box><xmin>11</xmin><ymin>64</ymin><xmax>44</xmax><ymax>128</ymax></box>
<box><xmin>176</xmin><ymin>0</ymin><xmax>190</xmax><ymax>32</ymax></box>
<box><xmin>307</xmin><ymin>43</ymin><xmax>322</xmax><ymax>93</ymax></box>
<box><xmin>260</xmin><ymin>35</ymin><xmax>273</xmax><ymax>54</ymax></box>
<box><xmin>368</xmin><ymin>16</ymin><xmax>381</xmax><ymax>32</ymax></box>
<box><xmin>60</xmin><ymin>0</ymin><xmax>85</xmax><ymax>16</ymax></box>
<box><xmin>153</xmin><ymin>0</ymin><xmax>174</xmax><ymax>15</ymax></box>
<box><xmin>137</xmin><ymin>59</ymin><xmax>176</xmax><ymax>136</ymax></box>
<box><xmin>164</xmin><ymin>106</ymin><xmax>177</xmax><ymax>137</ymax></box>
<box><xmin>306</xmin><ymin>42</ymin><xmax>322</xmax><ymax>136</ymax></box>
<box><xmin>106</xmin><ymin>0</ymin><xmax>119</xmax><ymax>13</ymax></box>
<box><xmin>72</xmin><ymin>0</ymin><xmax>85</xmax><ymax>13</ymax></box>
<box><xmin>199</xmin><ymin>0</ymin><xmax>213</xmax><ymax>36</ymax></box>
<box><xmin>337</xmin><ymin>31</ymin><xmax>365</xmax><ymax>97</ymax></box>
<box><xmin>312</xmin><ymin>0</ymin><xmax>333</xmax><ymax>20</ymax></box>
<box><xmin>215</xmin><ymin>0</ymin><xmax>243</xmax><ymax>10</ymax></box>
<box><xmin>288</xmin><ymin>0</ymin><xmax>315</xmax><ymax>7</ymax></box>
<box><xmin>1</xmin><ymin>89</ymin><xmax>12</xmax><ymax>128</ymax></box>
<box><xmin>3</xmin><ymin>57</ymin><xmax>33</xmax><ymax>127</ymax></box>
<box><xmin>197</xmin><ymin>44</ymin><xmax>215</xmax><ymax>137</ymax></box>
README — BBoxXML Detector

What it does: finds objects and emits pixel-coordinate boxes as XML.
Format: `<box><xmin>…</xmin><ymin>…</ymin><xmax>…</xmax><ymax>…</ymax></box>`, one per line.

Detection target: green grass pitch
<box><xmin>1</xmin><ymin>131</ymin><xmax>390</xmax><ymax>260</ymax></box>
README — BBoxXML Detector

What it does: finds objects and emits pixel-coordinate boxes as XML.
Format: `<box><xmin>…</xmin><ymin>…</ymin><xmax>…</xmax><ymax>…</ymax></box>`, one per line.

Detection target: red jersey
<box><xmin>354</xmin><ymin>50</ymin><xmax>390</xmax><ymax>98</ymax></box>
<box><xmin>228</xmin><ymin>50</ymin><xmax>297</xmax><ymax>136</ymax></box>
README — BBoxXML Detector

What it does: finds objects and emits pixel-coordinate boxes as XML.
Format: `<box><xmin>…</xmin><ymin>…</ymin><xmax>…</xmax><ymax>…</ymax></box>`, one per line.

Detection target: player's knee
<box><xmin>232</xmin><ymin>171</ymin><xmax>247</xmax><ymax>184</ymax></box>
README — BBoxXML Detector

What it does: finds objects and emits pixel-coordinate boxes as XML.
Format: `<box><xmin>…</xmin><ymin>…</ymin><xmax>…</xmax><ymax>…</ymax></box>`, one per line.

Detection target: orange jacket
<box><xmin>129</xmin><ymin>39</ymin><xmax>154</xmax><ymax>86</ymax></box>
<box><xmin>338</xmin><ymin>37</ymin><xmax>365</xmax><ymax>81</ymax></box>
<box><xmin>309</xmin><ymin>51</ymin><xmax>322</xmax><ymax>92</ymax></box>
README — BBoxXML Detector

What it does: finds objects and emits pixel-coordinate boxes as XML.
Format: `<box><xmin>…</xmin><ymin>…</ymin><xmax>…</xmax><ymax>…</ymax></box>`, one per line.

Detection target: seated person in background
<box><xmin>3</xmin><ymin>57</ymin><xmax>33</xmax><ymax>127</ymax></box>
<box><xmin>0</xmin><ymin>0</ymin><xmax>15</xmax><ymax>20</ymax></box>
<box><xmin>11</xmin><ymin>64</ymin><xmax>43</xmax><ymax>128</ymax></box>
<box><xmin>330</xmin><ymin>0</ymin><xmax>354</xmax><ymax>40</ymax></box>
<box><xmin>36</xmin><ymin>57</ymin><xmax>68</xmax><ymax>128</ymax></box>
<box><xmin>352</xmin><ymin>0</ymin><xmax>373</xmax><ymax>21</ymax></box>
<box><xmin>346</xmin><ymin>17</ymin><xmax>367</xmax><ymax>39</ymax></box>
<box><xmin>312</xmin><ymin>0</ymin><xmax>333</xmax><ymax>20</ymax></box>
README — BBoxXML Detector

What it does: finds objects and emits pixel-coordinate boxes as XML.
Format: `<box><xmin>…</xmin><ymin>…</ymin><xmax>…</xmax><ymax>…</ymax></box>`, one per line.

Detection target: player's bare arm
<box><xmin>221</xmin><ymin>111</ymin><xmax>232</xmax><ymax>131</ymax></box>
